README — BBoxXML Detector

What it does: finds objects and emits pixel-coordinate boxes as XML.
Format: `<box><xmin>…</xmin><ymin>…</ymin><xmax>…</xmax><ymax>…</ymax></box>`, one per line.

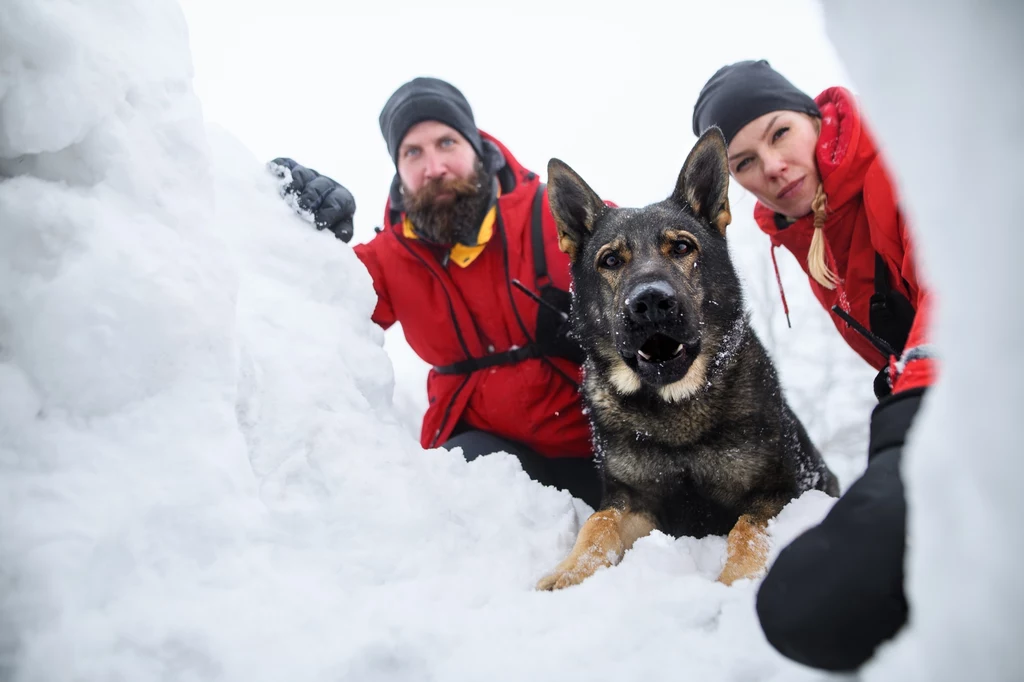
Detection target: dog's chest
<box><xmin>604</xmin><ymin>442</ymin><xmax>748</xmax><ymax>493</ymax></box>
<box><xmin>603</xmin><ymin>440</ymin><xmax>763</xmax><ymax>536</ymax></box>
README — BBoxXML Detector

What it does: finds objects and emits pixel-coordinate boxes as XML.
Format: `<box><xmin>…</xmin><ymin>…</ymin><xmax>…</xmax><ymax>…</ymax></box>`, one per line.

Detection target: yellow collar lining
<box><xmin>401</xmin><ymin>189</ymin><xmax>500</xmax><ymax>268</ymax></box>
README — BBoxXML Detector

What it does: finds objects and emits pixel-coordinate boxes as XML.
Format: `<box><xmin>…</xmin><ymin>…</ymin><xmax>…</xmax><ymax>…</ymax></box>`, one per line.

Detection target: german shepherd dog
<box><xmin>537</xmin><ymin>128</ymin><xmax>838</xmax><ymax>590</ymax></box>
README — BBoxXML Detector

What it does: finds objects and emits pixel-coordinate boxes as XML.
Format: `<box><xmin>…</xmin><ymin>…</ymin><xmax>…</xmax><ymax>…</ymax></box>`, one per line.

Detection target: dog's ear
<box><xmin>672</xmin><ymin>127</ymin><xmax>732</xmax><ymax>236</ymax></box>
<box><xmin>547</xmin><ymin>158</ymin><xmax>607</xmax><ymax>263</ymax></box>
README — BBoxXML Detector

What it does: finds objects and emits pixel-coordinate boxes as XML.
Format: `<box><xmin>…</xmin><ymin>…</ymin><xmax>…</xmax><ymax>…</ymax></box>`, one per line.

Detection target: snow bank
<box><xmin>823</xmin><ymin>1</ymin><xmax>1024</xmax><ymax>679</ymax></box>
<box><xmin>1</xmin><ymin>0</ymin><xmax>846</xmax><ymax>680</ymax></box>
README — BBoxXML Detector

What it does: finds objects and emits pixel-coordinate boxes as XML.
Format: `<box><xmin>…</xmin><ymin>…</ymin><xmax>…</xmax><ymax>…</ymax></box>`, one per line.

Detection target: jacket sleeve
<box><xmin>867</xmin><ymin>158</ymin><xmax>938</xmax><ymax>394</ymax></box>
<box><xmin>352</xmin><ymin>235</ymin><xmax>396</xmax><ymax>331</ymax></box>
<box><xmin>891</xmin><ymin>286</ymin><xmax>936</xmax><ymax>393</ymax></box>
<box><xmin>890</xmin><ymin>206</ymin><xmax>937</xmax><ymax>394</ymax></box>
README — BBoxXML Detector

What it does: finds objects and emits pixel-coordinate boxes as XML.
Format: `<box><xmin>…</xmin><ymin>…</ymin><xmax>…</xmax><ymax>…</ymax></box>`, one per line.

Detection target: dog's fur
<box><xmin>537</xmin><ymin>128</ymin><xmax>839</xmax><ymax>590</ymax></box>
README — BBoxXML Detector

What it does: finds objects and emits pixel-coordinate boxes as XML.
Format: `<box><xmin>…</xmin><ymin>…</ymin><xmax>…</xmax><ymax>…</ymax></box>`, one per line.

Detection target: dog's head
<box><xmin>548</xmin><ymin>127</ymin><xmax>745</xmax><ymax>401</ymax></box>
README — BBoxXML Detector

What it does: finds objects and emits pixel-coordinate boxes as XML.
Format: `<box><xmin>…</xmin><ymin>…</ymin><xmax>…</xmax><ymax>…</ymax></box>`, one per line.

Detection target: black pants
<box><xmin>756</xmin><ymin>389</ymin><xmax>923</xmax><ymax>672</ymax></box>
<box><xmin>443</xmin><ymin>428</ymin><xmax>603</xmax><ymax>509</ymax></box>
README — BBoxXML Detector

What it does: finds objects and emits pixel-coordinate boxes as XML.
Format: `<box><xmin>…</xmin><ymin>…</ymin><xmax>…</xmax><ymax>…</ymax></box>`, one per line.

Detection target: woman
<box><xmin>692</xmin><ymin>60</ymin><xmax>935</xmax><ymax>672</ymax></box>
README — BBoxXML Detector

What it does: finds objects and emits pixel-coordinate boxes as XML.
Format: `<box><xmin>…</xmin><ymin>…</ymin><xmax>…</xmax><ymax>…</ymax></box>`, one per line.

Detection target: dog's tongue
<box><xmin>637</xmin><ymin>334</ymin><xmax>684</xmax><ymax>363</ymax></box>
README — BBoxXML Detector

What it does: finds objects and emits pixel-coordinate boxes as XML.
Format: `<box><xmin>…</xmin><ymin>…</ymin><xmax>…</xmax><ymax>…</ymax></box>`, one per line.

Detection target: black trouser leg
<box><xmin>442</xmin><ymin>429</ymin><xmax>601</xmax><ymax>509</ymax></box>
<box><xmin>545</xmin><ymin>456</ymin><xmax>602</xmax><ymax>510</ymax></box>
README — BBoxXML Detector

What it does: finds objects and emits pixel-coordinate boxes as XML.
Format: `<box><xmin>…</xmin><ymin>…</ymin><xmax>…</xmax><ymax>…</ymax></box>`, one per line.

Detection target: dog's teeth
<box><xmin>637</xmin><ymin>349</ymin><xmax>651</xmax><ymax>361</ymax></box>
<box><xmin>673</xmin><ymin>344</ymin><xmax>684</xmax><ymax>357</ymax></box>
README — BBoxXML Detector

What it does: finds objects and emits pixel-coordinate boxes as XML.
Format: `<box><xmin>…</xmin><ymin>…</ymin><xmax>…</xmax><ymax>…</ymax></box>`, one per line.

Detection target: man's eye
<box><xmin>440</xmin><ymin>138</ymin><xmax>455</xmax><ymax>148</ymax></box>
<box><xmin>404</xmin><ymin>147</ymin><xmax>420</xmax><ymax>158</ymax></box>
<box><xmin>600</xmin><ymin>253</ymin><xmax>622</xmax><ymax>269</ymax></box>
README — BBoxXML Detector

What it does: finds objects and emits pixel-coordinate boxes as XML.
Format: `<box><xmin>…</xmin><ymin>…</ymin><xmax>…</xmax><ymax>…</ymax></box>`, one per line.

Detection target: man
<box><xmin>271</xmin><ymin>77</ymin><xmax>601</xmax><ymax>508</ymax></box>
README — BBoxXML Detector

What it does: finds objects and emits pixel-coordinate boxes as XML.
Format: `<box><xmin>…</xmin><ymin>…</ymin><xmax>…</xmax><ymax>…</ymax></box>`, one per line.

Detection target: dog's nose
<box><xmin>626</xmin><ymin>282</ymin><xmax>678</xmax><ymax>324</ymax></box>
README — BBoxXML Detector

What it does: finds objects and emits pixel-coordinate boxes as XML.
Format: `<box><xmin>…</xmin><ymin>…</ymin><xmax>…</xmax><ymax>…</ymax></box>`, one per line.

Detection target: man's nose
<box><xmin>423</xmin><ymin>152</ymin><xmax>448</xmax><ymax>181</ymax></box>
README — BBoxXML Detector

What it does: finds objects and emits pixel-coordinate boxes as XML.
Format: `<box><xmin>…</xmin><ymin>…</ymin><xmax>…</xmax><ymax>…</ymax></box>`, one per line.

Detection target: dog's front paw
<box><xmin>717</xmin><ymin>513</ymin><xmax>770</xmax><ymax>586</ymax></box>
<box><xmin>536</xmin><ymin>550</ymin><xmax>615</xmax><ymax>591</ymax></box>
<box><xmin>535</xmin><ymin>508</ymin><xmax>655</xmax><ymax>591</ymax></box>
<box><xmin>717</xmin><ymin>556</ymin><xmax>766</xmax><ymax>586</ymax></box>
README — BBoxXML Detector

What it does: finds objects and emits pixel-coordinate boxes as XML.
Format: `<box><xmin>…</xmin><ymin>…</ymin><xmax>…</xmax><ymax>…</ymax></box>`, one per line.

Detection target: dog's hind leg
<box><xmin>536</xmin><ymin>508</ymin><xmax>655</xmax><ymax>591</ymax></box>
<box><xmin>718</xmin><ymin>498</ymin><xmax>788</xmax><ymax>586</ymax></box>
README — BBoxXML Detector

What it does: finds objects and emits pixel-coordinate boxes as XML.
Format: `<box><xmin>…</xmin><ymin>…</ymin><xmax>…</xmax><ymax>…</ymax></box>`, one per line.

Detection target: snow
<box><xmin>0</xmin><ymin>2</ymin><xmax>853</xmax><ymax>679</ymax></box>
<box><xmin>822</xmin><ymin>2</ymin><xmax>1024</xmax><ymax>680</ymax></box>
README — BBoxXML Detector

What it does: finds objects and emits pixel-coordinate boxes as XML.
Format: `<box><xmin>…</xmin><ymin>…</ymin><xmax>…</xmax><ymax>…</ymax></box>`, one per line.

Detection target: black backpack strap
<box><xmin>434</xmin><ymin>344</ymin><xmax>543</xmax><ymax>375</ymax></box>
<box><xmin>874</xmin><ymin>252</ymin><xmax>891</xmax><ymax>294</ymax></box>
<box><xmin>524</xmin><ymin>182</ymin><xmax>585</xmax><ymax>367</ymax></box>
<box><xmin>868</xmin><ymin>252</ymin><xmax>916</xmax><ymax>358</ymax></box>
<box><xmin>531</xmin><ymin>183</ymin><xmax>552</xmax><ymax>289</ymax></box>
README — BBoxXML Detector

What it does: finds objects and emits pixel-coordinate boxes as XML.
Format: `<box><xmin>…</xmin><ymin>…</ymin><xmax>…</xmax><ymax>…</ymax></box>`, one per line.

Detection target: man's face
<box><xmin>397</xmin><ymin>121</ymin><xmax>478</xmax><ymax>198</ymax></box>
<box><xmin>397</xmin><ymin>120</ymin><xmax>486</xmax><ymax>245</ymax></box>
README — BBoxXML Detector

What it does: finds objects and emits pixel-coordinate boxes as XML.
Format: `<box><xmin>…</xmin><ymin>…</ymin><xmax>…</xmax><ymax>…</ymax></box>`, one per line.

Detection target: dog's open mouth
<box><xmin>620</xmin><ymin>332</ymin><xmax>701</xmax><ymax>387</ymax></box>
<box><xmin>636</xmin><ymin>333</ymin><xmax>685</xmax><ymax>364</ymax></box>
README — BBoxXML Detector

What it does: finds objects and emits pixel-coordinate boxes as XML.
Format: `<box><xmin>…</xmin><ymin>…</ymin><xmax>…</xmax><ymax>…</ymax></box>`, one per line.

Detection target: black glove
<box><xmin>867</xmin><ymin>387</ymin><xmax>925</xmax><ymax>460</ymax></box>
<box><xmin>268</xmin><ymin>157</ymin><xmax>356</xmax><ymax>243</ymax></box>
<box><xmin>873</xmin><ymin>365</ymin><xmax>893</xmax><ymax>400</ymax></box>
<box><xmin>756</xmin><ymin>387</ymin><xmax>924</xmax><ymax>672</ymax></box>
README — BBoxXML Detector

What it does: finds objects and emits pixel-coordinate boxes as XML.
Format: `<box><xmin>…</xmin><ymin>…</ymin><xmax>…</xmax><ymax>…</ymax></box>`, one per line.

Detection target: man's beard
<box><xmin>403</xmin><ymin>161</ymin><xmax>492</xmax><ymax>246</ymax></box>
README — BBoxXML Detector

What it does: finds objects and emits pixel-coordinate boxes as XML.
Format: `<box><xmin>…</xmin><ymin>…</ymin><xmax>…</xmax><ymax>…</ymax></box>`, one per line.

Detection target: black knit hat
<box><xmin>692</xmin><ymin>60</ymin><xmax>820</xmax><ymax>145</ymax></box>
<box><xmin>379</xmin><ymin>77</ymin><xmax>484</xmax><ymax>165</ymax></box>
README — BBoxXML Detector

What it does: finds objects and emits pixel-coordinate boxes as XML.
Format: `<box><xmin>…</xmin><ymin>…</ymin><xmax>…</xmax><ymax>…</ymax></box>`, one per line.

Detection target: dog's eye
<box><xmin>671</xmin><ymin>241</ymin><xmax>692</xmax><ymax>256</ymax></box>
<box><xmin>599</xmin><ymin>252</ymin><xmax>622</xmax><ymax>269</ymax></box>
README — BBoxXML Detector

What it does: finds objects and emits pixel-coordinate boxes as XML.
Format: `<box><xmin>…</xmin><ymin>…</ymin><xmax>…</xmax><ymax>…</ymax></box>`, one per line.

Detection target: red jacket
<box><xmin>754</xmin><ymin>87</ymin><xmax>935</xmax><ymax>393</ymax></box>
<box><xmin>353</xmin><ymin>132</ymin><xmax>592</xmax><ymax>457</ymax></box>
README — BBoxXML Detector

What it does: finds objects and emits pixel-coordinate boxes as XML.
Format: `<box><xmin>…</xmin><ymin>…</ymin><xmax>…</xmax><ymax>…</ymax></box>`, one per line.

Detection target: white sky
<box><xmin>177</xmin><ymin>0</ymin><xmax>854</xmax><ymax>245</ymax></box>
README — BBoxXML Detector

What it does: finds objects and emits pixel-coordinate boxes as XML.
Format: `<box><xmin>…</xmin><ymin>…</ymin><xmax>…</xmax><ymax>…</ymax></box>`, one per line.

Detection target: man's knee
<box><xmin>442</xmin><ymin>429</ymin><xmax>510</xmax><ymax>462</ymax></box>
<box><xmin>442</xmin><ymin>429</ymin><xmax>551</xmax><ymax>480</ymax></box>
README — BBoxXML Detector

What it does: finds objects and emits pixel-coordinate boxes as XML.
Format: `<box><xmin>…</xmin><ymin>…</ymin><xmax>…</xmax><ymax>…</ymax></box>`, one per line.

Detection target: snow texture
<box><xmin>822</xmin><ymin>2</ymin><xmax>1024</xmax><ymax>680</ymax></box>
<box><xmin>0</xmin><ymin>1</ymin><xmax>847</xmax><ymax>680</ymax></box>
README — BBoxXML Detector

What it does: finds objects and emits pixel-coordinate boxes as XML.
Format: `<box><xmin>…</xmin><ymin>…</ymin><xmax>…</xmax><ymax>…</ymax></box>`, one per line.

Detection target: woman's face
<box><xmin>727</xmin><ymin>111</ymin><xmax>821</xmax><ymax>218</ymax></box>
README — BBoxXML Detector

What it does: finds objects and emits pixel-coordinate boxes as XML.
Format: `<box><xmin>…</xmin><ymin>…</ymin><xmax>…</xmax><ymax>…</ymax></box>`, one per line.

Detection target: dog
<box><xmin>536</xmin><ymin>127</ymin><xmax>839</xmax><ymax>590</ymax></box>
